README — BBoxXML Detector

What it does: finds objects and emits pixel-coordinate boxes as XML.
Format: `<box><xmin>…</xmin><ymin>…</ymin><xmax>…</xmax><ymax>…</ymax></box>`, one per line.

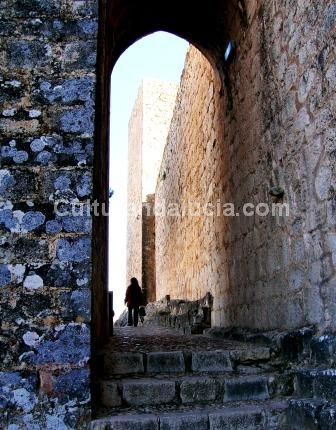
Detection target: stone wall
<box><xmin>142</xmin><ymin>194</ymin><xmax>156</xmax><ymax>302</ymax></box>
<box><xmin>155</xmin><ymin>47</ymin><xmax>228</xmax><ymax>321</ymax></box>
<box><xmin>0</xmin><ymin>0</ymin><xmax>98</xmax><ymax>427</ymax></box>
<box><xmin>126</xmin><ymin>85</ymin><xmax>143</xmax><ymax>283</ymax></box>
<box><xmin>127</xmin><ymin>80</ymin><xmax>177</xmax><ymax>288</ymax></box>
<box><xmin>156</xmin><ymin>0</ymin><xmax>336</xmax><ymax>332</ymax></box>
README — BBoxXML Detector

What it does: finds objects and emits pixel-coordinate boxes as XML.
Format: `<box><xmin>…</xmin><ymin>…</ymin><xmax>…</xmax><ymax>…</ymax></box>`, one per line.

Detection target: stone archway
<box><xmin>92</xmin><ymin>0</ymin><xmax>244</xmax><ymax>347</ymax></box>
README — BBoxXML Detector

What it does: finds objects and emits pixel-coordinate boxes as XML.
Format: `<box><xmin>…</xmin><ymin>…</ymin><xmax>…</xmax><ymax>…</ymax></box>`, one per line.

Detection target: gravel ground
<box><xmin>106</xmin><ymin>326</ymin><xmax>259</xmax><ymax>353</ymax></box>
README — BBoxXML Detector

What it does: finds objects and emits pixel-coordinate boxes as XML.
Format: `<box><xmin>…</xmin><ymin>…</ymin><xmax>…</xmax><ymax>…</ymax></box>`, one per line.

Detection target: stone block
<box><xmin>40</xmin><ymin>169</ymin><xmax>92</xmax><ymax>201</ymax></box>
<box><xmin>146</xmin><ymin>352</ymin><xmax>185</xmax><ymax>374</ymax></box>
<box><xmin>56</xmin><ymin>237</ymin><xmax>91</xmax><ymax>263</ymax></box>
<box><xmin>264</xmin><ymin>401</ymin><xmax>288</xmax><ymax>429</ymax></box>
<box><xmin>311</xmin><ymin>335</ymin><xmax>336</xmax><ymax>364</ymax></box>
<box><xmin>0</xmin><ymin>264</ymin><xmax>11</xmax><ymax>286</ymax></box>
<box><xmin>30</xmin><ymin>18</ymin><xmax>98</xmax><ymax>40</ymax></box>
<box><xmin>14</xmin><ymin>0</ymin><xmax>61</xmax><ymax>17</ymax></box>
<box><xmin>314</xmin><ymin>369</ymin><xmax>336</xmax><ymax>400</ymax></box>
<box><xmin>0</xmin><ymin>169</ymin><xmax>37</xmax><ymax>201</ymax></box>
<box><xmin>54</xmin><ymin>368</ymin><xmax>90</xmax><ymax>401</ymax></box>
<box><xmin>191</xmin><ymin>351</ymin><xmax>232</xmax><ymax>373</ymax></box>
<box><xmin>122</xmin><ymin>379</ymin><xmax>176</xmax><ymax>406</ymax></box>
<box><xmin>295</xmin><ymin>370</ymin><xmax>315</xmax><ymax>397</ymax></box>
<box><xmin>229</xmin><ymin>347</ymin><xmax>271</xmax><ymax>363</ymax></box>
<box><xmin>36</xmin><ymin>77</ymin><xmax>95</xmax><ymax>105</ymax></box>
<box><xmin>0</xmin><ymin>78</ymin><xmax>24</xmax><ymax>103</ymax></box>
<box><xmin>57</xmin><ymin>106</ymin><xmax>94</xmax><ymax>136</ymax></box>
<box><xmin>104</xmin><ymin>352</ymin><xmax>144</xmax><ymax>376</ymax></box>
<box><xmin>319</xmin><ymin>405</ymin><xmax>336</xmax><ymax>429</ymax></box>
<box><xmin>100</xmin><ymin>381</ymin><xmax>122</xmax><ymax>408</ymax></box>
<box><xmin>71</xmin><ymin>0</ymin><xmax>98</xmax><ymax>18</ymax></box>
<box><xmin>63</xmin><ymin>41</ymin><xmax>97</xmax><ymax>70</ymax></box>
<box><xmin>0</xmin><ymin>237</ymin><xmax>49</xmax><ymax>263</ymax></box>
<box><xmin>8</xmin><ymin>41</ymin><xmax>52</xmax><ymax>68</ymax></box>
<box><xmin>286</xmin><ymin>399</ymin><xmax>324</xmax><ymax>430</ymax></box>
<box><xmin>209</xmin><ymin>406</ymin><xmax>264</xmax><ymax>430</ymax></box>
<box><xmin>0</xmin><ymin>371</ymin><xmax>38</xmax><ymax>410</ymax></box>
<box><xmin>90</xmin><ymin>415</ymin><xmax>159</xmax><ymax>430</ymax></box>
<box><xmin>27</xmin><ymin>324</ymin><xmax>90</xmax><ymax>365</ymax></box>
<box><xmin>160</xmin><ymin>411</ymin><xmax>208</xmax><ymax>430</ymax></box>
<box><xmin>223</xmin><ymin>377</ymin><xmax>269</xmax><ymax>402</ymax></box>
<box><xmin>180</xmin><ymin>377</ymin><xmax>218</xmax><ymax>404</ymax></box>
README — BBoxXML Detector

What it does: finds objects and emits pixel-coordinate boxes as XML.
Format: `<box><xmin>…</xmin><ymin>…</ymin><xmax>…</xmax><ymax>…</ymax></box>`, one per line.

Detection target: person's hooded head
<box><xmin>130</xmin><ymin>277</ymin><xmax>139</xmax><ymax>287</ymax></box>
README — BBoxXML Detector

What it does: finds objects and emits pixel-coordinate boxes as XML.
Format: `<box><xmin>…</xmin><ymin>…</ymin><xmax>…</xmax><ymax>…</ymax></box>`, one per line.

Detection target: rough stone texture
<box><xmin>209</xmin><ymin>406</ymin><xmax>265</xmax><ymax>430</ymax></box>
<box><xmin>286</xmin><ymin>399</ymin><xmax>325</xmax><ymax>430</ymax></box>
<box><xmin>104</xmin><ymin>352</ymin><xmax>144</xmax><ymax>376</ymax></box>
<box><xmin>142</xmin><ymin>194</ymin><xmax>156</xmax><ymax>302</ymax></box>
<box><xmin>100</xmin><ymin>381</ymin><xmax>122</xmax><ymax>408</ymax></box>
<box><xmin>191</xmin><ymin>351</ymin><xmax>233</xmax><ymax>373</ymax></box>
<box><xmin>287</xmin><ymin>399</ymin><xmax>336</xmax><ymax>429</ymax></box>
<box><xmin>90</xmin><ymin>414</ymin><xmax>159</xmax><ymax>430</ymax></box>
<box><xmin>140</xmin><ymin>294</ymin><xmax>213</xmax><ymax>334</ymax></box>
<box><xmin>160</xmin><ymin>412</ymin><xmax>208</xmax><ymax>430</ymax></box>
<box><xmin>122</xmin><ymin>380</ymin><xmax>176</xmax><ymax>406</ymax></box>
<box><xmin>0</xmin><ymin>0</ymin><xmax>97</xmax><ymax>427</ymax></box>
<box><xmin>146</xmin><ymin>351</ymin><xmax>185</xmax><ymax>374</ymax></box>
<box><xmin>91</xmin><ymin>403</ymin><xmax>288</xmax><ymax>430</ymax></box>
<box><xmin>223</xmin><ymin>377</ymin><xmax>270</xmax><ymax>402</ymax></box>
<box><xmin>155</xmin><ymin>0</ymin><xmax>336</xmax><ymax>331</ymax></box>
<box><xmin>295</xmin><ymin>368</ymin><xmax>336</xmax><ymax>400</ymax></box>
<box><xmin>127</xmin><ymin>80</ymin><xmax>178</xmax><ymax>294</ymax></box>
<box><xmin>180</xmin><ymin>377</ymin><xmax>218</xmax><ymax>404</ymax></box>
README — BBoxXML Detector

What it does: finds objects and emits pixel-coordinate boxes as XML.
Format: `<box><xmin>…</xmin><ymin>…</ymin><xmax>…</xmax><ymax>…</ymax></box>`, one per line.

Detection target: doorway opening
<box><xmin>92</xmin><ymin>0</ymin><xmax>236</xmax><ymax>350</ymax></box>
<box><xmin>108</xmin><ymin>32</ymin><xmax>189</xmax><ymax>322</ymax></box>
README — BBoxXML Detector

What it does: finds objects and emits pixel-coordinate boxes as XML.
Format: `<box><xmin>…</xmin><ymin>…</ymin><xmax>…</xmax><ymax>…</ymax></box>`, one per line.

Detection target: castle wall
<box><xmin>0</xmin><ymin>0</ymin><xmax>98</xmax><ymax>426</ymax></box>
<box><xmin>126</xmin><ymin>80</ymin><xmax>177</xmax><ymax>290</ymax></box>
<box><xmin>156</xmin><ymin>0</ymin><xmax>336</xmax><ymax>331</ymax></box>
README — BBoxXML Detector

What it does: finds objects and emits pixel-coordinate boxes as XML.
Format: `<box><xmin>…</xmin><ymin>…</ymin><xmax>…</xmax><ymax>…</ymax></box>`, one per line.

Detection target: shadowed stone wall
<box><xmin>156</xmin><ymin>0</ymin><xmax>336</xmax><ymax>331</ymax></box>
<box><xmin>142</xmin><ymin>194</ymin><xmax>156</xmax><ymax>302</ymax></box>
<box><xmin>0</xmin><ymin>0</ymin><xmax>98</xmax><ymax>427</ymax></box>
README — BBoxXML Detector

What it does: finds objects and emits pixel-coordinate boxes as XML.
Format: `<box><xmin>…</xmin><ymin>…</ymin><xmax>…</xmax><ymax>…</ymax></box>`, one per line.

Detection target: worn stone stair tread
<box><xmin>286</xmin><ymin>398</ymin><xmax>336</xmax><ymax>429</ymax></box>
<box><xmin>295</xmin><ymin>368</ymin><xmax>336</xmax><ymax>401</ymax></box>
<box><xmin>103</xmin><ymin>372</ymin><xmax>275</xmax><ymax>383</ymax></box>
<box><xmin>90</xmin><ymin>400</ymin><xmax>288</xmax><ymax>429</ymax></box>
<box><xmin>99</xmin><ymin>374</ymin><xmax>282</xmax><ymax>409</ymax></box>
<box><xmin>102</xmin><ymin>347</ymin><xmax>273</xmax><ymax>377</ymax></box>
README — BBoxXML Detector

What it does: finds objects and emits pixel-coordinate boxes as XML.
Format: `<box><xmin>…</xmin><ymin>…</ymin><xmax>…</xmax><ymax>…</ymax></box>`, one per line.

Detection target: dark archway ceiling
<box><xmin>105</xmin><ymin>0</ymin><xmax>241</xmax><ymax>70</ymax></box>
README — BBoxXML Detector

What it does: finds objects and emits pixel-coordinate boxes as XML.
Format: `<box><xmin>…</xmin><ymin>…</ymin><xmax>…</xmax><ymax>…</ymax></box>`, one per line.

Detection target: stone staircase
<box><xmin>90</xmin><ymin>328</ymin><xmax>336</xmax><ymax>429</ymax></box>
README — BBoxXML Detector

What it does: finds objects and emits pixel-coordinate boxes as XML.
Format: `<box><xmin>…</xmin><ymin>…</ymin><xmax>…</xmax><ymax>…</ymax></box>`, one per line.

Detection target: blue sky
<box><xmin>109</xmin><ymin>31</ymin><xmax>189</xmax><ymax>318</ymax></box>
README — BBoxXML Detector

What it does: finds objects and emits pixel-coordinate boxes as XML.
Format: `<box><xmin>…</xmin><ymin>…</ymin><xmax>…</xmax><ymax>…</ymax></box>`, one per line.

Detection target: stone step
<box><xmin>90</xmin><ymin>400</ymin><xmax>288</xmax><ymax>430</ymax></box>
<box><xmin>295</xmin><ymin>368</ymin><xmax>336</xmax><ymax>400</ymax></box>
<box><xmin>99</xmin><ymin>373</ymin><xmax>293</xmax><ymax>409</ymax></box>
<box><xmin>103</xmin><ymin>347</ymin><xmax>272</xmax><ymax>377</ymax></box>
<box><xmin>286</xmin><ymin>398</ymin><xmax>336</xmax><ymax>430</ymax></box>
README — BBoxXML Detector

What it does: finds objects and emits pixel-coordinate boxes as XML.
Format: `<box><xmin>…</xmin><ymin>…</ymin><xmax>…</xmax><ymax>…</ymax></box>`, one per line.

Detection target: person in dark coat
<box><xmin>124</xmin><ymin>277</ymin><xmax>143</xmax><ymax>327</ymax></box>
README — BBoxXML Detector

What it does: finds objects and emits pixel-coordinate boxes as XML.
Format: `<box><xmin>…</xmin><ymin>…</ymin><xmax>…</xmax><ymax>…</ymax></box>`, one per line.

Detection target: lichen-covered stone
<box><xmin>0</xmin><ymin>0</ymin><xmax>96</xmax><ymax>427</ymax></box>
<box><xmin>0</xmin><ymin>265</ymin><xmax>11</xmax><ymax>287</ymax></box>
<box><xmin>56</xmin><ymin>237</ymin><xmax>91</xmax><ymax>263</ymax></box>
<box><xmin>0</xmin><ymin>371</ymin><xmax>38</xmax><ymax>411</ymax></box>
<box><xmin>27</xmin><ymin>324</ymin><xmax>90</xmax><ymax>365</ymax></box>
<box><xmin>8</xmin><ymin>41</ymin><xmax>52</xmax><ymax>68</ymax></box>
<box><xmin>36</xmin><ymin>77</ymin><xmax>95</xmax><ymax>104</ymax></box>
<box><xmin>63</xmin><ymin>41</ymin><xmax>97</xmax><ymax>70</ymax></box>
<box><xmin>54</xmin><ymin>368</ymin><xmax>90</xmax><ymax>401</ymax></box>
